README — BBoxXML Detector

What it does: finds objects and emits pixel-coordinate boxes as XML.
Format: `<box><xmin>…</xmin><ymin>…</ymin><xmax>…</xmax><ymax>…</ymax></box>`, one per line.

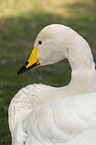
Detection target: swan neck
<box><xmin>64</xmin><ymin>36</ymin><xmax>95</xmax><ymax>71</ymax></box>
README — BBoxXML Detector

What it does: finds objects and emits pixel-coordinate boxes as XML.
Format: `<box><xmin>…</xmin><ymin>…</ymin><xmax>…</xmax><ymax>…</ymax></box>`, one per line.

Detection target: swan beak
<box><xmin>17</xmin><ymin>45</ymin><xmax>40</xmax><ymax>75</ymax></box>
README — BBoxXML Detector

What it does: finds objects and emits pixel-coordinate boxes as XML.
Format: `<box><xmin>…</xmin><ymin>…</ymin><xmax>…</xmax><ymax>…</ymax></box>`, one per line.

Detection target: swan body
<box><xmin>13</xmin><ymin>93</ymin><xmax>96</xmax><ymax>145</ymax></box>
<box><xmin>8</xmin><ymin>24</ymin><xmax>96</xmax><ymax>145</ymax></box>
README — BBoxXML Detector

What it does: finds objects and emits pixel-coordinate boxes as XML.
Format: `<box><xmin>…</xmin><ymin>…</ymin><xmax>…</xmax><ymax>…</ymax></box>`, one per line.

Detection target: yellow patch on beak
<box><xmin>17</xmin><ymin>45</ymin><xmax>40</xmax><ymax>75</ymax></box>
<box><xmin>26</xmin><ymin>45</ymin><xmax>39</xmax><ymax>68</ymax></box>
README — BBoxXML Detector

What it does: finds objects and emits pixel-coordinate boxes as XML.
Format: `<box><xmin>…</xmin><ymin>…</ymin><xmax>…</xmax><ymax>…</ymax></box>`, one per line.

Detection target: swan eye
<box><xmin>38</xmin><ymin>40</ymin><xmax>42</xmax><ymax>45</ymax></box>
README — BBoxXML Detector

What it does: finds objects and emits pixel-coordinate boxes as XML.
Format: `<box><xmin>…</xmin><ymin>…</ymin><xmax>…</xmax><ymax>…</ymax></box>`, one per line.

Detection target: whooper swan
<box><xmin>8</xmin><ymin>24</ymin><xmax>96</xmax><ymax>145</ymax></box>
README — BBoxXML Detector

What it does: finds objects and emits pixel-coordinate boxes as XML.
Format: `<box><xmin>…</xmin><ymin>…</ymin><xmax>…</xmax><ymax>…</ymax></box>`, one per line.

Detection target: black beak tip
<box><xmin>17</xmin><ymin>61</ymin><xmax>40</xmax><ymax>75</ymax></box>
<box><xmin>17</xmin><ymin>61</ymin><xmax>29</xmax><ymax>75</ymax></box>
<box><xmin>17</xmin><ymin>65</ymin><xmax>27</xmax><ymax>75</ymax></box>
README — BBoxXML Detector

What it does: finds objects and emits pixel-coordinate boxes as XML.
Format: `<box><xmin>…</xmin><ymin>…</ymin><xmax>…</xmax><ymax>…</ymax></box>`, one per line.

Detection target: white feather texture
<box><xmin>8</xmin><ymin>24</ymin><xmax>96</xmax><ymax>145</ymax></box>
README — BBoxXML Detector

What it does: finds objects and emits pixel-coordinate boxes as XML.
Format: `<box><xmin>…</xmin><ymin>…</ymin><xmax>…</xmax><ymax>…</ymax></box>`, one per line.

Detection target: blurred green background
<box><xmin>0</xmin><ymin>0</ymin><xmax>96</xmax><ymax>144</ymax></box>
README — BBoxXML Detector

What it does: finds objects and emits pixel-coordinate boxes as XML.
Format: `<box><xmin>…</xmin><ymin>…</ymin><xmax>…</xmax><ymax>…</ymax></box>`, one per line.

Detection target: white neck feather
<box><xmin>64</xmin><ymin>30</ymin><xmax>96</xmax><ymax>93</ymax></box>
<box><xmin>68</xmin><ymin>41</ymin><xmax>95</xmax><ymax>71</ymax></box>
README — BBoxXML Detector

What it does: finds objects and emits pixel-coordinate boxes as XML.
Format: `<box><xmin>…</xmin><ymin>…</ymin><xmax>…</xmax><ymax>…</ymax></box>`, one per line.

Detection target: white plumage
<box><xmin>8</xmin><ymin>24</ymin><xmax>96</xmax><ymax>145</ymax></box>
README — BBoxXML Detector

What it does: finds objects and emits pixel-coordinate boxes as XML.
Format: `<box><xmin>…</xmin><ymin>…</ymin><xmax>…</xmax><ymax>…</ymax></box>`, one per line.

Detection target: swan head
<box><xmin>17</xmin><ymin>24</ymin><xmax>68</xmax><ymax>75</ymax></box>
<box><xmin>17</xmin><ymin>24</ymin><xmax>93</xmax><ymax>75</ymax></box>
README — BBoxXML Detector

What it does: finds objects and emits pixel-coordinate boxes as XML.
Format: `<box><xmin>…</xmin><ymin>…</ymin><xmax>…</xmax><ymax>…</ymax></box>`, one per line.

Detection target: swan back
<box><xmin>13</xmin><ymin>93</ymin><xmax>96</xmax><ymax>145</ymax></box>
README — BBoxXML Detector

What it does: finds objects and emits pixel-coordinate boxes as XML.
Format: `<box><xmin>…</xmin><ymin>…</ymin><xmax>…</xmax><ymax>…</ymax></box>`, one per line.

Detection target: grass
<box><xmin>0</xmin><ymin>0</ymin><xmax>96</xmax><ymax>144</ymax></box>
